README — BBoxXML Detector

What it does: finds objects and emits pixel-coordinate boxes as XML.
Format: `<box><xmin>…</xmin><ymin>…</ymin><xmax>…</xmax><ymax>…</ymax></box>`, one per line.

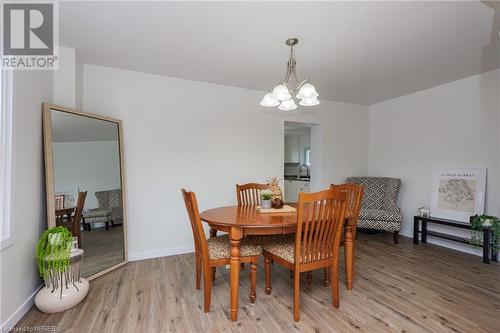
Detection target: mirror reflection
<box><xmin>50</xmin><ymin>109</ymin><xmax>125</xmax><ymax>278</ymax></box>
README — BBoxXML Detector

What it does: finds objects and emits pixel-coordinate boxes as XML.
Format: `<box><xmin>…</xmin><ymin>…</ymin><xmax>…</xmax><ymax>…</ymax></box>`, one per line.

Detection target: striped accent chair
<box><xmin>82</xmin><ymin>189</ymin><xmax>123</xmax><ymax>231</ymax></box>
<box><xmin>346</xmin><ymin>177</ymin><xmax>403</xmax><ymax>243</ymax></box>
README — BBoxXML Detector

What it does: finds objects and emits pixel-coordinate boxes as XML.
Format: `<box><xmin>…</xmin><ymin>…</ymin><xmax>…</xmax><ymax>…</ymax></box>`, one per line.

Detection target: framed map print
<box><xmin>430</xmin><ymin>168</ymin><xmax>486</xmax><ymax>222</ymax></box>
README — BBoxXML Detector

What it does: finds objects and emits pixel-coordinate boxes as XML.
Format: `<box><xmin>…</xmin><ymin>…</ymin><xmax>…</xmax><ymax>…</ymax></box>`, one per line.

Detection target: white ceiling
<box><xmin>60</xmin><ymin>1</ymin><xmax>499</xmax><ymax>105</ymax></box>
<box><xmin>51</xmin><ymin>109</ymin><xmax>119</xmax><ymax>143</ymax></box>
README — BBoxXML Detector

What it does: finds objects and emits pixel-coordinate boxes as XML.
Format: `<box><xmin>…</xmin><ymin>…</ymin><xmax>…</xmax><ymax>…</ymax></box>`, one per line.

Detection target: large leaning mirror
<box><xmin>42</xmin><ymin>103</ymin><xmax>127</xmax><ymax>280</ymax></box>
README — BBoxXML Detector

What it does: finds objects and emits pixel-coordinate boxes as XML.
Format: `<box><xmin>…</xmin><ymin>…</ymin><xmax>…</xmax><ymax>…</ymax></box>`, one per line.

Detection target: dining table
<box><xmin>200</xmin><ymin>204</ymin><xmax>298</xmax><ymax>322</ymax></box>
<box><xmin>55</xmin><ymin>206</ymin><xmax>76</xmax><ymax>225</ymax></box>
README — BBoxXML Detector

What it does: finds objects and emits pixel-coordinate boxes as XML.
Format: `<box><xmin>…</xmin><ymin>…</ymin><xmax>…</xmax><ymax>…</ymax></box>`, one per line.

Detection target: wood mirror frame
<box><xmin>42</xmin><ymin>103</ymin><xmax>128</xmax><ymax>280</ymax></box>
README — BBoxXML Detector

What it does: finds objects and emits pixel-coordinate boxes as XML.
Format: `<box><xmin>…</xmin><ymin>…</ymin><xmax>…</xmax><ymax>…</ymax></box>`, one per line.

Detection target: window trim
<box><xmin>1</xmin><ymin>69</ymin><xmax>13</xmax><ymax>251</ymax></box>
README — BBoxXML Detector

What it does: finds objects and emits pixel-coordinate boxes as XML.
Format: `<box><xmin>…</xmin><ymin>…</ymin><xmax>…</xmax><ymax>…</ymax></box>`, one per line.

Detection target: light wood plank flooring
<box><xmin>17</xmin><ymin>233</ymin><xmax>500</xmax><ymax>332</ymax></box>
<box><xmin>80</xmin><ymin>225</ymin><xmax>125</xmax><ymax>277</ymax></box>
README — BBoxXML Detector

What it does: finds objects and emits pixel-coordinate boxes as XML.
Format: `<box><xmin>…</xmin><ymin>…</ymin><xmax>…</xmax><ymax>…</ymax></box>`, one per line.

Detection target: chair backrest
<box><xmin>236</xmin><ymin>183</ymin><xmax>271</xmax><ymax>206</ymax></box>
<box><xmin>295</xmin><ymin>189</ymin><xmax>348</xmax><ymax>265</ymax></box>
<box><xmin>71</xmin><ymin>191</ymin><xmax>87</xmax><ymax>248</ymax></box>
<box><xmin>330</xmin><ymin>184</ymin><xmax>364</xmax><ymax>229</ymax></box>
<box><xmin>95</xmin><ymin>189</ymin><xmax>122</xmax><ymax>209</ymax></box>
<box><xmin>181</xmin><ymin>189</ymin><xmax>209</xmax><ymax>264</ymax></box>
<box><xmin>95</xmin><ymin>189</ymin><xmax>123</xmax><ymax>220</ymax></box>
<box><xmin>346</xmin><ymin>177</ymin><xmax>401</xmax><ymax>211</ymax></box>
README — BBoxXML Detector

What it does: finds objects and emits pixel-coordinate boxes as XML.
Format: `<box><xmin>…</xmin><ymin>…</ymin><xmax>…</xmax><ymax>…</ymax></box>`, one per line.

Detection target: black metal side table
<box><xmin>413</xmin><ymin>215</ymin><xmax>498</xmax><ymax>264</ymax></box>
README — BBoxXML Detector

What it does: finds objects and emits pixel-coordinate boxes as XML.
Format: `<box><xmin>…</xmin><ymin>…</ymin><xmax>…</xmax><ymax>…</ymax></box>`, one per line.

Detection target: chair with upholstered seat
<box><xmin>322</xmin><ymin>184</ymin><xmax>363</xmax><ymax>290</ymax></box>
<box><xmin>236</xmin><ymin>183</ymin><xmax>271</xmax><ymax>206</ymax></box>
<box><xmin>82</xmin><ymin>189</ymin><xmax>123</xmax><ymax>231</ymax></box>
<box><xmin>181</xmin><ymin>189</ymin><xmax>261</xmax><ymax>312</ymax></box>
<box><xmin>346</xmin><ymin>177</ymin><xmax>403</xmax><ymax>243</ymax></box>
<box><xmin>233</xmin><ymin>182</ymin><xmax>278</xmax><ymax>271</ymax></box>
<box><xmin>56</xmin><ymin>191</ymin><xmax>87</xmax><ymax>248</ymax></box>
<box><xmin>263</xmin><ymin>189</ymin><xmax>348</xmax><ymax>321</ymax></box>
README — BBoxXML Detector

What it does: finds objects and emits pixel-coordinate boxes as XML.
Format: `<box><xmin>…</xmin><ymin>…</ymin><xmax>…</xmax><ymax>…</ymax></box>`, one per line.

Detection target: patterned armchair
<box><xmin>82</xmin><ymin>189</ymin><xmax>123</xmax><ymax>231</ymax></box>
<box><xmin>346</xmin><ymin>177</ymin><xmax>403</xmax><ymax>243</ymax></box>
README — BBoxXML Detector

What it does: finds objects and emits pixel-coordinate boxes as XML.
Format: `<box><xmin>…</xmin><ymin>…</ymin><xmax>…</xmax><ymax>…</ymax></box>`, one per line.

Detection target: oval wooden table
<box><xmin>200</xmin><ymin>204</ymin><xmax>297</xmax><ymax>322</ymax></box>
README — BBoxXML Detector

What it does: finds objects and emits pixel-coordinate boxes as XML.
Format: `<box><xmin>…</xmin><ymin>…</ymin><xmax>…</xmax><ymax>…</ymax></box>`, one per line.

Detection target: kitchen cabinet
<box><xmin>284</xmin><ymin>136</ymin><xmax>300</xmax><ymax>163</ymax></box>
<box><xmin>284</xmin><ymin>180</ymin><xmax>311</xmax><ymax>202</ymax></box>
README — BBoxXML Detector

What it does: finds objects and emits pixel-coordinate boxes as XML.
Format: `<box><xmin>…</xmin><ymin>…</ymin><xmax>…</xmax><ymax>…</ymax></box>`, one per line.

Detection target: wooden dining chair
<box><xmin>56</xmin><ymin>191</ymin><xmax>87</xmax><ymax>248</ymax></box>
<box><xmin>71</xmin><ymin>191</ymin><xmax>87</xmax><ymax>248</ymax></box>
<box><xmin>263</xmin><ymin>189</ymin><xmax>348</xmax><ymax>321</ymax></box>
<box><xmin>322</xmin><ymin>184</ymin><xmax>364</xmax><ymax>290</ymax></box>
<box><xmin>234</xmin><ymin>182</ymin><xmax>275</xmax><ymax>270</ymax></box>
<box><xmin>236</xmin><ymin>183</ymin><xmax>271</xmax><ymax>206</ymax></box>
<box><xmin>181</xmin><ymin>189</ymin><xmax>261</xmax><ymax>312</ymax></box>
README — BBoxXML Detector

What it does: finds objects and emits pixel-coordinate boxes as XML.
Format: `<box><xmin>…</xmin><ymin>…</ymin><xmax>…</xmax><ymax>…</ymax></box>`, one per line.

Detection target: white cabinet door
<box><xmin>284</xmin><ymin>136</ymin><xmax>300</xmax><ymax>163</ymax></box>
<box><xmin>285</xmin><ymin>180</ymin><xmax>311</xmax><ymax>202</ymax></box>
<box><xmin>284</xmin><ymin>180</ymin><xmax>293</xmax><ymax>202</ymax></box>
<box><xmin>299</xmin><ymin>182</ymin><xmax>311</xmax><ymax>193</ymax></box>
<box><xmin>290</xmin><ymin>181</ymin><xmax>299</xmax><ymax>202</ymax></box>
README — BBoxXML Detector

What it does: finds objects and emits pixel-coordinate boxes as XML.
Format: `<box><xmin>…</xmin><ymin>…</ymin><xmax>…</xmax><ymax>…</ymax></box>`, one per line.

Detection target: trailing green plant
<box><xmin>470</xmin><ymin>214</ymin><xmax>500</xmax><ymax>249</ymax></box>
<box><xmin>36</xmin><ymin>226</ymin><xmax>73</xmax><ymax>279</ymax></box>
<box><xmin>261</xmin><ymin>190</ymin><xmax>273</xmax><ymax>201</ymax></box>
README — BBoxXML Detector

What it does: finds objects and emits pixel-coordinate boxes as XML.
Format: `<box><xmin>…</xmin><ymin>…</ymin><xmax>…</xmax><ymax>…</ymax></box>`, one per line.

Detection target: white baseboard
<box><xmin>1</xmin><ymin>284</ymin><xmax>43</xmax><ymax>331</ymax></box>
<box><xmin>128</xmin><ymin>245</ymin><xmax>194</xmax><ymax>261</ymax></box>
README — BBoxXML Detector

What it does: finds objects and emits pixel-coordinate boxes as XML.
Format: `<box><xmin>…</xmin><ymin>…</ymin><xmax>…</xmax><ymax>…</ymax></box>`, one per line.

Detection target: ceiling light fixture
<box><xmin>260</xmin><ymin>38</ymin><xmax>319</xmax><ymax>109</ymax></box>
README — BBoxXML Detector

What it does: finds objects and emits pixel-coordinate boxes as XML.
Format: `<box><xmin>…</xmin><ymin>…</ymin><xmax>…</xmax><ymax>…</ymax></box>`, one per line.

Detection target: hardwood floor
<box><xmin>17</xmin><ymin>233</ymin><xmax>499</xmax><ymax>332</ymax></box>
<box><xmin>80</xmin><ymin>225</ymin><xmax>125</xmax><ymax>277</ymax></box>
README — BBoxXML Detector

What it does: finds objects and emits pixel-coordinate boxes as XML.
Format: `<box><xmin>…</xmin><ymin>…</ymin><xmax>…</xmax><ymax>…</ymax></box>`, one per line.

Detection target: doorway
<box><xmin>283</xmin><ymin>121</ymin><xmax>315</xmax><ymax>202</ymax></box>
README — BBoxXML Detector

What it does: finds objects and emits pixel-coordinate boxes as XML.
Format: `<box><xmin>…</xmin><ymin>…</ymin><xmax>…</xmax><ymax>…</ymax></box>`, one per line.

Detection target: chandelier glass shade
<box><xmin>260</xmin><ymin>38</ymin><xmax>319</xmax><ymax>109</ymax></box>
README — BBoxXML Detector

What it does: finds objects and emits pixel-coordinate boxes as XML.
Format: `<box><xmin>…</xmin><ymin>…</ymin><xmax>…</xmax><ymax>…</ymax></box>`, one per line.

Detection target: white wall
<box><xmin>0</xmin><ymin>71</ymin><xmax>52</xmax><ymax>328</ymax></box>
<box><xmin>53</xmin><ymin>141</ymin><xmax>121</xmax><ymax>209</ymax></box>
<box><xmin>369</xmin><ymin>69</ymin><xmax>499</xmax><ymax>255</ymax></box>
<box><xmin>82</xmin><ymin>64</ymin><xmax>369</xmax><ymax>260</ymax></box>
<box><xmin>53</xmin><ymin>47</ymin><xmax>76</xmax><ymax>108</ymax></box>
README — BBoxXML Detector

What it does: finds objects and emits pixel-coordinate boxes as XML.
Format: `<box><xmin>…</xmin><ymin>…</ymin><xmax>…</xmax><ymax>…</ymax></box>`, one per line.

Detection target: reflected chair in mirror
<box><xmin>71</xmin><ymin>191</ymin><xmax>87</xmax><ymax>248</ymax></box>
<box><xmin>263</xmin><ymin>189</ymin><xmax>348</xmax><ymax>321</ymax></box>
<box><xmin>56</xmin><ymin>191</ymin><xmax>87</xmax><ymax>248</ymax></box>
<box><xmin>181</xmin><ymin>189</ymin><xmax>261</xmax><ymax>312</ymax></box>
<box><xmin>55</xmin><ymin>207</ymin><xmax>75</xmax><ymax>226</ymax></box>
<box><xmin>82</xmin><ymin>189</ymin><xmax>123</xmax><ymax>231</ymax></box>
<box><xmin>322</xmin><ymin>184</ymin><xmax>364</xmax><ymax>290</ymax></box>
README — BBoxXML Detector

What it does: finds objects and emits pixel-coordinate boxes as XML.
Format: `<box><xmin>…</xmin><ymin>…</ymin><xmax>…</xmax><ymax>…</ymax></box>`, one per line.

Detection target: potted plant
<box><xmin>260</xmin><ymin>190</ymin><xmax>273</xmax><ymax>209</ymax></box>
<box><xmin>36</xmin><ymin>226</ymin><xmax>73</xmax><ymax>281</ymax></box>
<box><xmin>470</xmin><ymin>215</ymin><xmax>500</xmax><ymax>249</ymax></box>
<box><xmin>34</xmin><ymin>226</ymin><xmax>89</xmax><ymax>313</ymax></box>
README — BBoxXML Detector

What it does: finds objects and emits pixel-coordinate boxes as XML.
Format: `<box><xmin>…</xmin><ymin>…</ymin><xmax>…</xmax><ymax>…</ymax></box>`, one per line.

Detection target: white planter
<box><xmin>261</xmin><ymin>199</ymin><xmax>272</xmax><ymax>209</ymax></box>
<box><xmin>35</xmin><ymin>278</ymin><xmax>89</xmax><ymax>313</ymax></box>
<box><xmin>35</xmin><ymin>248</ymin><xmax>89</xmax><ymax>313</ymax></box>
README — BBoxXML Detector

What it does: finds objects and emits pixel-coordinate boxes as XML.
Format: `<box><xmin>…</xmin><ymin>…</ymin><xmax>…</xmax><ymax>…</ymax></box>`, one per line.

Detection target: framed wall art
<box><xmin>430</xmin><ymin>168</ymin><xmax>486</xmax><ymax>222</ymax></box>
<box><xmin>54</xmin><ymin>194</ymin><xmax>65</xmax><ymax>210</ymax></box>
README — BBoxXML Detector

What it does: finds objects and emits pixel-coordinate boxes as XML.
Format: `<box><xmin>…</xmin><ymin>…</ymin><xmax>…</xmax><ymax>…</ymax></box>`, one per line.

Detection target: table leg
<box><xmin>229</xmin><ymin>227</ymin><xmax>242</xmax><ymax>322</ymax></box>
<box><xmin>421</xmin><ymin>220</ymin><xmax>427</xmax><ymax>243</ymax></box>
<box><xmin>413</xmin><ymin>217</ymin><xmax>419</xmax><ymax>244</ymax></box>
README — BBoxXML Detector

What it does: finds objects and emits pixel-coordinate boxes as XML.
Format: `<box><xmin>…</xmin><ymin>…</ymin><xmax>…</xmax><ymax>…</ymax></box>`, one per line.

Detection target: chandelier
<box><xmin>260</xmin><ymin>38</ymin><xmax>319</xmax><ymax>111</ymax></box>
